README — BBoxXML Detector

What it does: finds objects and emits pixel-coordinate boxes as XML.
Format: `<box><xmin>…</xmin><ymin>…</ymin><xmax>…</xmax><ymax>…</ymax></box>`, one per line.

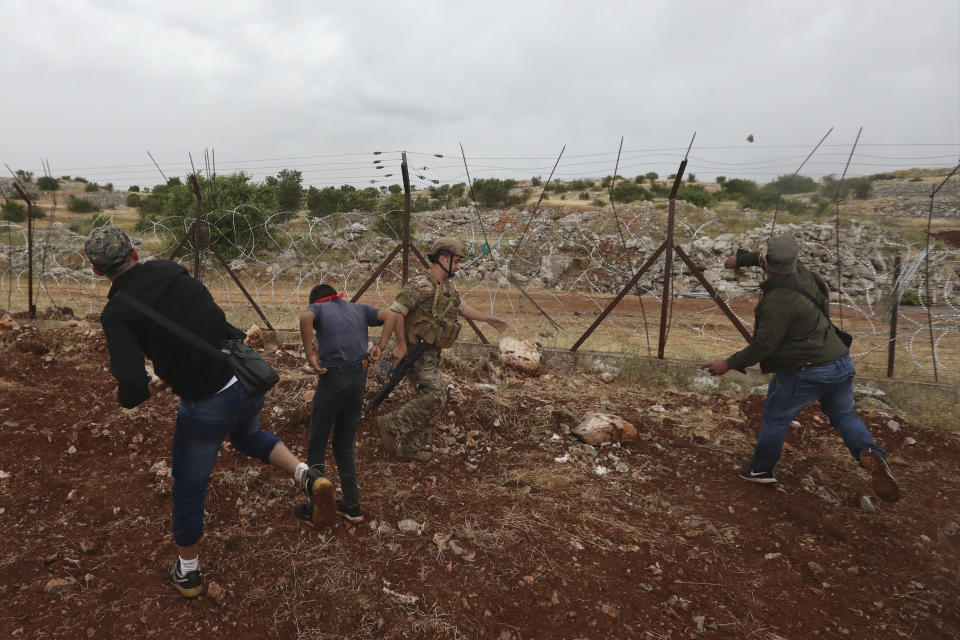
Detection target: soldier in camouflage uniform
<box><xmin>375</xmin><ymin>238</ymin><xmax>508</xmax><ymax>462</ymax></box>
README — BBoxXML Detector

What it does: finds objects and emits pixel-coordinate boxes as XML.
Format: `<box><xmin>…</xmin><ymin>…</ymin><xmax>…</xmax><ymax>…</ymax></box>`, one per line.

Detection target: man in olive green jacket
<box><xmin>703</xmin><ymin>236</ymin><xmax>899</xmax><ymax>503</ymax></box>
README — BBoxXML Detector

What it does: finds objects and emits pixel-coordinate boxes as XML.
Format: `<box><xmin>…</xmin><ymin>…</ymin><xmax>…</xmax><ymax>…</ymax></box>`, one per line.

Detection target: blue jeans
<box><xmin>171</xmin><ymin>381</ymin><xmax>281</xmax><ymax>547</ymax></box>
<box><xmin>750</xmin><ymin>353</ymin><xmax>884</xmax><ymax>472</ymax></box>
<box><xmin>308</xmin><ymin>363</ymin><xmax>366</xmax><ymax>508</ymax></box>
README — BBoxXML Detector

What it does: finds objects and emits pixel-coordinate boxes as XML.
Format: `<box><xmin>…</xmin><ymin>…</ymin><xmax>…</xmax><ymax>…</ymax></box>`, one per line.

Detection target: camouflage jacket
<box><xmin>389</xmin><ymin>272</ymin><xmax>462</xmax><ymax>348</ymax></box>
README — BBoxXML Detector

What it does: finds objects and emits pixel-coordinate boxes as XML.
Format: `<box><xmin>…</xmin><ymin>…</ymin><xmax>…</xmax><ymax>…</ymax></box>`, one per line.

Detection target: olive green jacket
<box><xmin>725</xmin><ymin>251</ymin><xmax>848</xmax><ymax>374</ymax></box>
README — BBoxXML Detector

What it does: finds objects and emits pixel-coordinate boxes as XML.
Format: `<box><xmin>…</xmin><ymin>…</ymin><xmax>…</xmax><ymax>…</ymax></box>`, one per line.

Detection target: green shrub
<box><xmin>1</xmin><ymin>200</ymin><xmax>27</xmax><ymax>222</ymax></box>
<box><xmin>900</xmin><ymin>290</ymin><xmax>921</xmax><ymax>306</ymax></box>
<box><xmin>645</xmin><ymin>172</ymin><xmax>659</xmax><ymax>183</ymax></box>
<box><xmin>578</xmin><ymin>192</ymin><xmax>590</xmax><ymax>200</ymax></box>
<box><xmin>126</xmin><ymin>193</ymin><xmax>142</xmax><ymax>207</ymax></box>
<box><xmin>687</xmin><ymin>173</ymin><xmax>696</xmax><ymax>182</ymax></box>
<box><xmin>677</xmin><ymin>184</ymin><xmax>711</xmax><ymax>207</ymax></box>
<box><xmin>84</xmin><ymin>183</ymin><xmax>100</xmax><ymax>192</ymax></box>
<box><xmin>531</xmin><ymin>176</ymin><xmax>542</xmax><ymax>186</ymax></box>
<box><xmin>375</xmin><ymin>208</ymin><xmax>404</xmax><ymax>238</ymax></box>
<box><xmin>909</xmin><ymin>176</ymin><xmax>924</xmax><ymax>182</ymax></box>
<box><xmin>67</xmin><ymin>197</ymin><xmax>99</xmax><ymax>213</ymax></box>
<box><xmin>128</xmin><ymin>185</ymin><xmax>140</xmax><ymax>192</ymax></box>
<box><xmin>36</xmin><ymin>176</ymin><xmax>59</xmax><ymax>191</ymax></box>
<box><xmin>15</xmin><ymin>170</ymin><xmax>33</xmax><ymax>183</ymax></box>
<box><xmin>634</xmin><ymin>175</ymin><xmax>646</xmax><ymax>184</ymax></box>
<box><xmin>569</xmin><ymin>179</ymin><xmax>595</xmax><ymax>190</ymax></box>
<box><xmin>591</xmin><ymin>198</ymin><xmax>606</xmax><ymax>207</ymax></box>
<box><xmin>74</xmin><ymin>176</ymin><xmax>88</xmax><ymax>184</ymax></box>
<box><xmin>469</xmin><ymin>178</ymin><xmax>522</xmax><ymax>207</ymax></box>
<box><xmin>767</xmin><ymin>174</ymin><xmax>817</xmax><ymax>194</ymax></box>
<box><xmin>104</xmin><ymin>183</ymin><xmax>114</xmax><ymax>192</ymax></box>
<box><xmin>611</xmin><ymin>181</ymin><xmax>652</xmax><ymax>203</ymax></box>
<box><xmin>716</xmin><ymin>176</ymin><xmax>726</xmax><ymax>184</ymax></box>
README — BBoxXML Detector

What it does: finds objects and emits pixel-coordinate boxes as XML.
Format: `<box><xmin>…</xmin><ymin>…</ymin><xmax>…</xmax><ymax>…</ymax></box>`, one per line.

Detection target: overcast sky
<box><xmin>2</xmin><ymin>0</ymin><xmax>958</xmax><ymax>189</ymax></box>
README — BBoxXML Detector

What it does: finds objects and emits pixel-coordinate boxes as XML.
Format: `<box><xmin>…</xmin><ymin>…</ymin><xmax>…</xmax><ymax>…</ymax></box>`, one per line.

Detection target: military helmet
<box><xmin>428</xmin><ymin>238</ymin><xmax>467</xmax><ymax>259</ymax></box>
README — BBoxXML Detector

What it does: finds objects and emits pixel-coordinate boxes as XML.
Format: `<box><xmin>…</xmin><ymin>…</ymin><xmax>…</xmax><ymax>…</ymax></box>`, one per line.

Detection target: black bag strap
<box><xmin>114</xmin><ymin>290</ymin><xmax>227</xmax><ymax>362</ymax></box>
<box><xmin>767</xmin><ymin>283</ymin><xmax>830</xmax><ymax>320</ymax></box>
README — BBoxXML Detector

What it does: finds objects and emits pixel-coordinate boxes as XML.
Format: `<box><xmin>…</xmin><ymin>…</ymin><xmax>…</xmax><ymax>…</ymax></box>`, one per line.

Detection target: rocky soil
<box><xmin>1</xmin><ymin>322</ymin><xmax>958</xmax><ymax>639</ymax></box>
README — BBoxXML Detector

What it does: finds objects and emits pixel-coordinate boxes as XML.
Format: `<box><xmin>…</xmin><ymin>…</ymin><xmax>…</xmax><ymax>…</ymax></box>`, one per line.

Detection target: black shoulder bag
<box><xmin>115</xmin><ymin>291</ymin><xmax>279</xmax><ymax>395</ymax></box>
<box><xmin>768</xmin><ymin>283</ymin><xmax>853</xmax><ymax>348</ymax></box>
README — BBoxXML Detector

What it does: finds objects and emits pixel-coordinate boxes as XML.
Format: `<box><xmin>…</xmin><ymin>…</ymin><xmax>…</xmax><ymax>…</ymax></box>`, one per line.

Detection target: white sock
<box><xmin>294</xmin><ymin>462</ymin><xmax>308</xmax><ymax>485</ymax></box>
<box><xmin>179</xmin><ymin>556</ymin><xmax>199</xmax><ymax>573</ymax></box>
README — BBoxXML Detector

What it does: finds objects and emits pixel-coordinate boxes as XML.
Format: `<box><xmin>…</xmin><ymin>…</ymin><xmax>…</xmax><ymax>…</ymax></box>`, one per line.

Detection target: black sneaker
<box><xmin>859</xmin><ymin>448</ymin><xmax>900</xmax><ymax>503</ymax></box>
<box><xmin>336</xmin><ymin>500</ymin><xmax>364</xmax><ymax>523</ymax></box>
<box><xmin>301</xmin><ymin>468</ymin><xmax>337</xmax><ymax>527</ymax></box>
<box><xmin>168</xmin><ymin>560</ymin><xmax>203</xmax><ymax>598</ymax></box>
<box><xmin>738</xmin><ymin>468</ymin><xmax>777</xmax><ymax>484</ymax></box>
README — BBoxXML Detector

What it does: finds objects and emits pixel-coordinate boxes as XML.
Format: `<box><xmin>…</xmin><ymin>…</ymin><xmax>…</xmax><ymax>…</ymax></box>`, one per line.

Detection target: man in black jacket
<box><xmin>702</xmin><ymin>235</ymin><xmax>899</xmax><ymax>503</ymax></box>
<box><xmin>86</xmin><ymin>226</ymin><xmax>335</xmax><ymax>599</ymax></box>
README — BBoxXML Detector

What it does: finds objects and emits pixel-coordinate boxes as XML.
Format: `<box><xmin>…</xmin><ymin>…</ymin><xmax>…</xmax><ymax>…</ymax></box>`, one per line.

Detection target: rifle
<box><xmin>361</xmin><ymin>336</ymin><xmax>431</xmax><ymax>419</ymax></box>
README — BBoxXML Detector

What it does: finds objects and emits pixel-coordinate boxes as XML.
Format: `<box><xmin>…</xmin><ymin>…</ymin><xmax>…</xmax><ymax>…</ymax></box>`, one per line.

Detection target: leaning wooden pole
<box><xmin>657</xmin><ymin>160</ymin><xmax>687</xmax><ymax>359</ymax></box>
<box><xmin>400</xmin><ymin>152</ymin><xmax>412</xmax><ymax>287</ymax></box>
<box><xmin>13</xmin><ymin>183</ymin><xmax>36</xmax><ymax>319</ymax></box>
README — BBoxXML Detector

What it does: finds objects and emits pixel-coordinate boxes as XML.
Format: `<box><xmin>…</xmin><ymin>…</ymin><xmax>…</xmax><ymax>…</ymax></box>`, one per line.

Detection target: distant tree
<box><xmin>306</xmin><ymin>186</ymin><xmax>340</xmax><ymax>217</ymax></box>
<box><xmin>469</xmin><ymin>178</ymin><xmax>520</xmax><ymax>207</ymax></box>
<box><xmin>645</xmin><ymin>172</ymin><xmax>659</xmax><ymax>183</ymax></box>
<box><xmin>104</xmin><ymin>183</ymin><xmax>114</xmax><ymax>192</ymax></box>
<box><xmin>126</xmin><ymin>193</ymin><xmax>142</xmax><ymax>208</ymax></box>
<box><xmin>634</xmin><ymin>175</ymin><xmax>646</xmax><ymax>184</ymax></box>
<box><xmin>59</xmin><ymin>175</ymin><xmax>71</xmax><ymax>181</ymax></box>
<box><xmin>273</xmin><ymin>169</ymin><xmax>303</xmax><ymax>219</ymax></box>
<box><xmin>677</xmin><ymin>184</ymin><xmax>711</xmax><ymax>207</ymax></box>
<box><xmin>721</xmin><ymin>178</ymin><xmax>759</xmax><ymax>199</ymax></box>
<box><xmin>450</xmin><ymin>183</ymin><xmax>466</xmax><ymax>198</ymax></box>
<box><xmin>687</xmin><ymin>173</ymin><xmax>696</xmax><ymax>182</ymax></box>
<box><xmin>1</xmin><ymin>200</ymin><xmax>27</xmax><ymax>222</ymax></box>
<box><xmin>166</xmin><ymin>177</ymin><xmax>183</xmax><ymax>187</ymax></box>
<box><xmin>36</xmin><ymin>176</ymin><xmax>59</xmax><ymax>191</ymax></box>
<box><xmin>768</xmin><ymin>174</ymin><xmax>817</xmax><ymax>194</ymax></box>
<box><xmin>74</xmin><ymin>176</ymin><xmax>89</xmax><ymax>184</ymax></box>
<box><xmin>15</xmin><ymin>170</ymin><xmax>33</xmax><ymax>183</ymax></box>
<box><xmin>129</xmin><ymin>185</ymin><xmax>140</xmax><ymax>192</ymax></box>
<box><xmin>85</xmin><ymin>183</ymin><xmax>100</xmax><ymax>192</ymax></box>
<box><xmin>716</xmin><ymin>176</ymin><xmax>727</xmax><ymax>185</ymax></box>
<box><xmin>388</xmin><ymin>184</ymin><xmax>402</xmax><ymax>194</ymax></box>
<box><xmin>531</xmin><ymin>176</ymin><xmax>542</xmax><ymax>186</ymax></box>
<box><xmin>611</xmin><ymin>181</ymin><xmax>652</xmax><ymax>203</ymax></box>
<box><xmin>67</xmin><ymin>197</ymin><xmax>100</xmax><ymax>213</ymax></box>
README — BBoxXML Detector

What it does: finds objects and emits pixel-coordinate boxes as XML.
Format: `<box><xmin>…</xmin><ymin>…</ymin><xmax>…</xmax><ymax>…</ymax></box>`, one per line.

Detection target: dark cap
<box><xmin>765</xmin><ymin>235</ymin><xmax>799</xmax><ymax>275</ymax></box>
<box><xmin>84</xmin><ymin>226</ymin><xmax>133</xmax><ymax>275</ymax></box>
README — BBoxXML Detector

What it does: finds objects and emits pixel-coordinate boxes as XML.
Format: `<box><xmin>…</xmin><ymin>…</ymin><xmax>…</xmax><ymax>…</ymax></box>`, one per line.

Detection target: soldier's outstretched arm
<box><xmin>460</xmin><ymin>303</ymin><xmax>509</xmax><ymax>332</ymax></box>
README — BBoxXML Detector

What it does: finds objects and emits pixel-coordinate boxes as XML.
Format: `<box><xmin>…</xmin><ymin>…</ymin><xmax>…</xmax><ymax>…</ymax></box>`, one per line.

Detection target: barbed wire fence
<box><xmin>1</xmin><ymin>144</ymin><xmax>958</xmax><ymax>385</ymax></box>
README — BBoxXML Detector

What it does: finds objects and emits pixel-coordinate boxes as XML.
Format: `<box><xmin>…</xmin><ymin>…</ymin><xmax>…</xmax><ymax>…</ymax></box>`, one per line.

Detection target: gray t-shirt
<box><xmin>307</xmin><ymin>299</ymin><xmax>383</xmax><ymax>367</ymax></box>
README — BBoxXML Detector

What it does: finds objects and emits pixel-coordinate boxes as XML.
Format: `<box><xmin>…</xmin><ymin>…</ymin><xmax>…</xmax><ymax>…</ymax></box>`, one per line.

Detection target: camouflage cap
<box><xmin>428</xmin><ymin>238</ymin><xmax>467</xmax><ymax>258</ymax></box>
<box><xmin>765</xmin><ymin>235</ymin><xmax>799</xmax><ymax>275</ymax></box>
<box><xmin>85</xmin><ymin>226</ymin><xmax>133</xmax><ymax>274</ymax></box>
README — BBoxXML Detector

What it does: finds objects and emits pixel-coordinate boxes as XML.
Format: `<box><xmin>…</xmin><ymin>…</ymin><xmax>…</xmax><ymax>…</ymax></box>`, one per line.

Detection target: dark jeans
<box><xmin>308</xmin><ymin>363</ymin><xmax>366</xmax><ymax>507</ymax></box>
<box><xmin>751</xmin><ymin>352</ymin><xmax>885</xmax><ymax>472</ymax></box>
<box><xmin>172</xmin><ymin>382</ymin><xmax>280</xmax><ymax>547</ymax></box>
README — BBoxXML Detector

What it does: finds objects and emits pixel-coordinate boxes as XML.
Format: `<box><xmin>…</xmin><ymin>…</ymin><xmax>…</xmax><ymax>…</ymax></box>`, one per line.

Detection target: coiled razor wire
<box><xmin>1</xmin><ymin>201</ymin><xmax>958</xmax><ymax>383</ymax></box>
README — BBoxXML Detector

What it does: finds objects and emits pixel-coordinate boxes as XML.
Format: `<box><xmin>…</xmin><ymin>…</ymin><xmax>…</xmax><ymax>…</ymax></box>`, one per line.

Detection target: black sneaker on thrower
<box><xmin>738</xmin><ymin>468</ymin><xmax>777</xmax><ymax>484</ymax></box>
<box><xmin>336</xmin><ymin>500</ymin><xmax>364</xmax><ymax>524</ymax></box>
<box><xmin>168</xmin><ymin>560</ymin><xmax>203</xmax><ymax>598</ymax></box>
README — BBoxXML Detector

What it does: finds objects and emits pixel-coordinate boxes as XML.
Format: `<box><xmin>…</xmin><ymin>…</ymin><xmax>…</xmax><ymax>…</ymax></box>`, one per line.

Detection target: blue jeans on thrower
<box><xmin>750</xmin><ymin>352</ymin><xmax>884</xmax><ymax>472</ymax></box>
<box><xmin>307</xmin><ymin>363</ymin><xmax>366</xmax><ymax>509</ymax></box>
<box><xmin>171</xmin><ymin>381</ymin><xmax>280</xmax><ymax>547</ymax></box>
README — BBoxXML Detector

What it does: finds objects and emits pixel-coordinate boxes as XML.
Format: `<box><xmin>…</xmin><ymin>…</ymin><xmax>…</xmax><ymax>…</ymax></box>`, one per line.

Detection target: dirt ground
<box><xmin>1</xmin><ymin>320</ymin><xmax>959</xmax><ymax>640</ymax></box>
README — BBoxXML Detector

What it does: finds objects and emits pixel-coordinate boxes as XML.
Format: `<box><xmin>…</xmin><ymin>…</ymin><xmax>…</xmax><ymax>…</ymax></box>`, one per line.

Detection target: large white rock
<box><xmin>498</xmin><ymin>337</ymin><xmax>542</xmax><ymax>376</ymax></box>
<box><xmin>572</xmin><ymin>413</ymin><xmax>638</xmax><ymax>445</ymax></box>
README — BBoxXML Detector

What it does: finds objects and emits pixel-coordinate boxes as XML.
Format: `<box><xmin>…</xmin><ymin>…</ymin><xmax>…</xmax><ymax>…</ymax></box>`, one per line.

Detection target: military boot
<box><xmin>397</xmin><ymin>449</ymin><xmax>433</xmax><ymax>463</ymax></box>
<box><xmin>376</xmin><ymin>416</ymin><xmax>398</xmax><ymax>455</ymax></box>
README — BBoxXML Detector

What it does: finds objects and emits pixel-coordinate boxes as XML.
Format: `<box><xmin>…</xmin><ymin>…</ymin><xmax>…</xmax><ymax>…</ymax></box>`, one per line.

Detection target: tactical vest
<box><xmin>405</xmin><ymin>272</ymin><xmax>461</xmax><ymax>348</ymax></box>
